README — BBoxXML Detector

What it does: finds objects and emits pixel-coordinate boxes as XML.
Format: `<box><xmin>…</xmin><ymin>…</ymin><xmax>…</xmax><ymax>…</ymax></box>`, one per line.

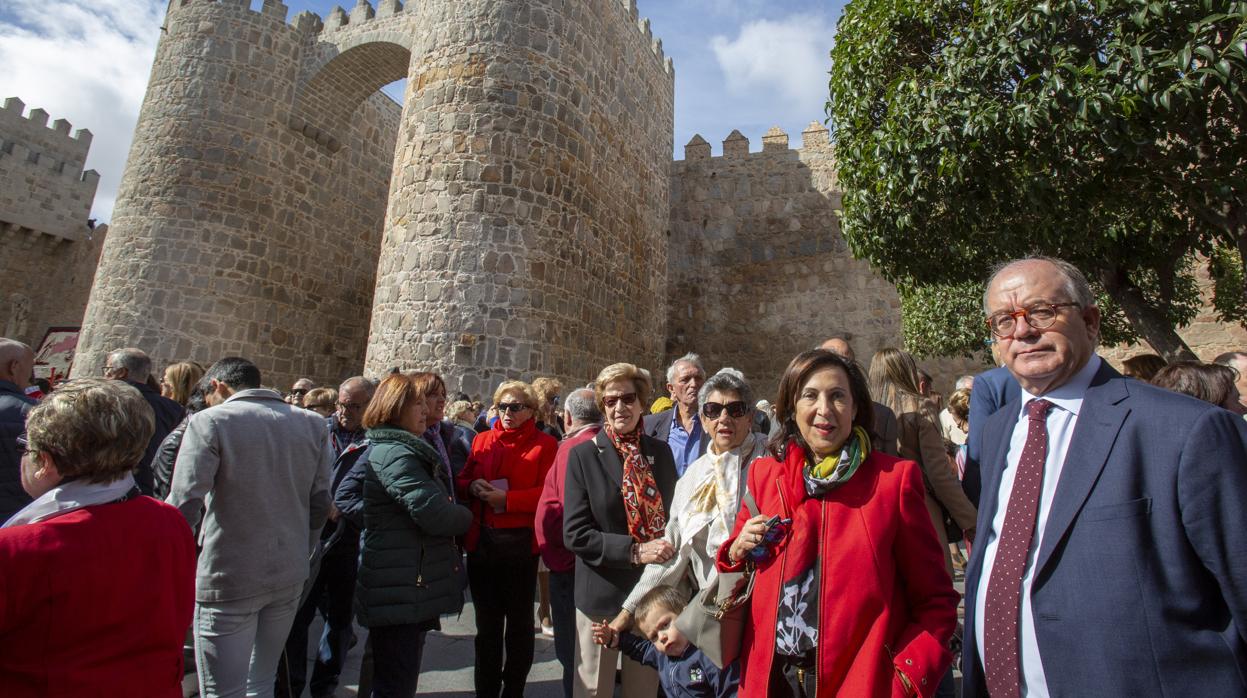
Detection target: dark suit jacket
<box><xmin>963</xmin><ymin>361</ymin><xmax>1247</xmax><ymax>697</ymax></box>
<box><xmin>643</xmin><ymin>408</ymin><xmax>710</xmax><ymax>457</ymax></box>
<box><xmin>962</xmin><ymin>366</ymin><xmax>1020</xmax><ymax>506</ymax></box>
<box><xmin>130</xmin><ymin>380</ymin><xmax>186</xmax><ymax>496</ymax></box>
<box><xmin>562</xmin><ymin>429</ymin><xmax>677</xmax><ymax>618</ymax></box>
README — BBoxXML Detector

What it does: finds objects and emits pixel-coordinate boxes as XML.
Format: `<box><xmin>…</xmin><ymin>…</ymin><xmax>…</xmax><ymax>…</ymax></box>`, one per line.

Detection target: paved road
<box><xmin>187</xmin><ymin>571</ymin><xmax>967</xmax><ymax>696</ymax></box>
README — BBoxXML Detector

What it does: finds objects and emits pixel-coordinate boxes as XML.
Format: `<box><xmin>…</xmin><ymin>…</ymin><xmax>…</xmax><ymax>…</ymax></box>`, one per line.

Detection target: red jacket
<box><xmin>457</xmin><ymin>418</ymin><xmax>558</xmax><ymax>552</ymax></box>
<box><xmin>717</xmin><ymin>446</ymin><xmax>958</xmax><ymax>697</ymax></box>
<box><xmin>0</xmin><ymin>496</ymin><xmax>196</xmax><ymax>697</ymax></box>
<box><xmin>535</xmin><ymin>424</ymin><xmax>601</xmax><ymax>572</ymax></box>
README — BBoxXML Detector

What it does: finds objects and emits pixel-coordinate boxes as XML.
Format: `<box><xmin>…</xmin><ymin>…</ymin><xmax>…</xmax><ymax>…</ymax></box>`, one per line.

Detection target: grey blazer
<box><xmin>562</xmin><ymin>429</ymin><xmax>677</xmax><ymax>618</ymax></box>
<box><xmin>168</xmin><ymin>388</ymin><xmax>333</xmax><ymax>603</ymax></box>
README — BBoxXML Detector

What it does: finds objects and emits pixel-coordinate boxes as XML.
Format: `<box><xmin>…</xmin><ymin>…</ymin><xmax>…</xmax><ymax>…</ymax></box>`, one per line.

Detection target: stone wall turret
<box><xmin>363</xmin><ymin>0</ymin><xmax>675</xmax><ymax>394</ymax></box>
<box><xmin>75</xmin><ymin>0</ymin><xmax>401</xmax><ymax>386</ymax></box>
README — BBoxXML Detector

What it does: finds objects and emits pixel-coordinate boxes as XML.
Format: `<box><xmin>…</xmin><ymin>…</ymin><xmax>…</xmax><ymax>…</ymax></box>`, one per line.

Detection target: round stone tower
<box><xmin>76</xmin><ymin>0</ymin><xmax>401</xmax><ymax>386</ymax></box>
<box><xmin>364</xmin><ymin>0</ymin><xmax>674</xmax><ymax>395</ymax></box>
<box><xmin>76</xmin><ymin>0</ymin><xmax>672</xmax><ymax>394</ymax></box>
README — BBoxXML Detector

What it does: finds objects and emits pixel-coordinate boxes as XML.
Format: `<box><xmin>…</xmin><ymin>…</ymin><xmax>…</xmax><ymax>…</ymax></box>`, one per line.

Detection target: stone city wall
<box><xmin>75</xmin><ymin>0</ymin><xmax>402</xmax><ymax>389</ymax></box>
<box><xmin>0</xmin><ymin>99</ymin><xmax>104</xmax><ymax>350</ymax></box>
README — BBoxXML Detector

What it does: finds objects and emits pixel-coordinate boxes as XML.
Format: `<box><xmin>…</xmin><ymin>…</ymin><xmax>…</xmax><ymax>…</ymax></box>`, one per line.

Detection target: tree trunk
<box><xmin>1098</xmin><ymin>269</ymin><xmax>1198</xmax><ymax>362</ymax></box>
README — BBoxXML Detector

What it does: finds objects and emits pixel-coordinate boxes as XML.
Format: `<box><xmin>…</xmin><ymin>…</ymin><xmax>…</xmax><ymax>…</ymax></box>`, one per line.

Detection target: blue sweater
<box><xmin>618</xmin><ymin>632</ymin><xmax>740</xmax><ymax>698</ymax></box>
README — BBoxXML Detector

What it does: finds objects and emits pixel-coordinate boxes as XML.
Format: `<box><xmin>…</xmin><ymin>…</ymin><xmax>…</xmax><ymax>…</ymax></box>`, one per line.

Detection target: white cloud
<box><xmin>0</xmin><ymin>0</ymin><xmax>164</xmax><ymax>222</ymax></box>
<box><xmin>710</xmin><ymin>14</ymin><xmax>834</xmax><ymax>110</ymax></box>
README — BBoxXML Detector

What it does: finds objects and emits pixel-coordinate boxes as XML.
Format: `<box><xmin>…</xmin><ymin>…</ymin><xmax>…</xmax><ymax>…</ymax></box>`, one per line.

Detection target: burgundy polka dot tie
<box><xmin>984</xmin><ymin>398</ymin><xmax>1053</xmax><ymax>698</ymax></box>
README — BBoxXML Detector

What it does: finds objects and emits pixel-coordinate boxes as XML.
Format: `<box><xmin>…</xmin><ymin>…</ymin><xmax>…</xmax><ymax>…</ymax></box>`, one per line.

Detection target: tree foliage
<box><xmin>828</xmin><ymin>0</ymin><xmax>1247</xmax><ymax>360</ymax></box>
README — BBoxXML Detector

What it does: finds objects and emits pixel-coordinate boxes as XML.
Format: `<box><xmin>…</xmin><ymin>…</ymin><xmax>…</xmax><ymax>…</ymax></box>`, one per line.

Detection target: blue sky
<box><xmin>0</xmin><ymin>0</ymin><xmax>845</xmax><ymax>221</ymax></box>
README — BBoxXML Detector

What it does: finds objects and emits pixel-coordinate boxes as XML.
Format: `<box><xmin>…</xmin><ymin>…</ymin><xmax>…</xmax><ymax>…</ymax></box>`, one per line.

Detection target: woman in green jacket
<box><xmin>356</xmin><ymin>373</ymin><xmax>473</xmax><ymax>697</ymax></box>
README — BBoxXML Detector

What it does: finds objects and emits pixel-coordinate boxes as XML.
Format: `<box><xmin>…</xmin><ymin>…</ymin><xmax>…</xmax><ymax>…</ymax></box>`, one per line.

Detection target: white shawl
<box><xmin>622</xmin><ymin>432</ymin><xmax>770</xmax><ymax>612</ymax></box>
<box><xmin>2</xmin><ymin>474</ymin><xmax>139</xmax><ymax>528</ymax></box>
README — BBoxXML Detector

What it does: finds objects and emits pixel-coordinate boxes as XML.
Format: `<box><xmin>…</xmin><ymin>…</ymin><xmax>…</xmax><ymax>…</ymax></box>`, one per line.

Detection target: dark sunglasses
<box><xmin>290</xmin><ymin>388</ymin><xmax>309</xmax><ymax>397</ymax></box>
<box><xmin>497</xmin><ymin>402</ymin><xmax>529</xmax><ymax>414</ymax></box>
<box><xmin>701</xmin><ymin>401</ymin><xmax>748</xmax><ymax>420</ymax></box>
<box><xmin>603</xmin><ymin>392</ymin><xmax>638</xmax><ymax>409</ymax></box>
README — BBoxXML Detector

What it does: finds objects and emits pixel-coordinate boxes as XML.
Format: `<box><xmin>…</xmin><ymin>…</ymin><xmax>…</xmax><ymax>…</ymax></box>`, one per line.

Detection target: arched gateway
<box><xmin>77</xmin><ymin>0</ymin><xmax>675</xmax><ymax>395</ymax></box>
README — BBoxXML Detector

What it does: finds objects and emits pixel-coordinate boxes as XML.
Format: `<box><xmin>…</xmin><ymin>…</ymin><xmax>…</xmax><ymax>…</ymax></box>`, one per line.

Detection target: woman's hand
<box><xmin>634</xmin><ymin>539</ymin><xmax>675</xmax><ymax>565</ymax></box>
<box><xmin>609</xmin><ymin>609</ymin><xmax>633</xmax><ymax>632</ymax></box>
<box><xmin>468</xmin><ymin>478</ymin><xmax>492</xmax><ymax>498</ymax></box>
<box><xmin>728</xmin><ymin>514</ymin><xmax>772</xmax><ymax>562</ymax></box>
<box><xmin>480</xmin><ymin>489</ymin><xmax>507</xmax><ymax>510</ymax></box>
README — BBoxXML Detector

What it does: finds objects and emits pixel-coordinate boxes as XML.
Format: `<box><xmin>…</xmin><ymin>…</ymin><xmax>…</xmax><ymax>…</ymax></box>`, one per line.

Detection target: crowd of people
<box><xmin>0</xmin><ymin>255</ymin><xmax>1245</xmax><ymax>698</ymax></box>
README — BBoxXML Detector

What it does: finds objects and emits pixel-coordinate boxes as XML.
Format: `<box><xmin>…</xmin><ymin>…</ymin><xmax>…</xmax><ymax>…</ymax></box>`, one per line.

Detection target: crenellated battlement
<box><xmin>0</xmin><ymin>97</ymin><xmax>99</xmax><ymax>241</ymax></box>
<box><xmin>676</xmin><ymin>122</ymin><xmax>832</xmax><ymax>162</ymax></box>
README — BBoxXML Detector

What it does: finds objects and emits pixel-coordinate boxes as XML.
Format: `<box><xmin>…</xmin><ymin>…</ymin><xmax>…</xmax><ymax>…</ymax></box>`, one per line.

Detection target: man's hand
<box><xmin>327</xmin><ymin>503</ymin><xmax>341</xmax><ymax>522</ymax></box>
<box><xmin>635</xmin><ymin>539</ymin><xmax>675</xmax><ymax>565</ymax></box>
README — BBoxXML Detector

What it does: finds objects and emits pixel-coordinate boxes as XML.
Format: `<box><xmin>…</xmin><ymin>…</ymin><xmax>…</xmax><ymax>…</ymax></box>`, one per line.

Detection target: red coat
<box><xmin>457</xmin><ymin>418</ymin><xmax>558</xmax><ymax>552</ymax></box>
<box><xmin>717</xmin><ymin>446</ymin><xmax>958</xmax><ymax>697</ymax></box>
<box><xmin>535</xmin><ymin>424</ymin><xmax>601</xmax><ymax>573</ymax></box>
<box><xmin>0</xmin><ymin>496</ymin><xmax>196</xmax><ymax>697</ymax></box>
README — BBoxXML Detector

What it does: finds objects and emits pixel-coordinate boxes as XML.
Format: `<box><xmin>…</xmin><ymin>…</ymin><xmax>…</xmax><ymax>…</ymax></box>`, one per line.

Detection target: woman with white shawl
<box><xmin>611</xmin><ymin>368</ymin><xmax>770</xmax><ymax>629</ymax></box>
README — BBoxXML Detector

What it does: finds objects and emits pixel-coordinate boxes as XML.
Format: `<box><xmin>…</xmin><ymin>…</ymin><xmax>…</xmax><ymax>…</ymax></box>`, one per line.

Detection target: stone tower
<box><xmin>76</xmin><ymin>0</ymin><xmax>674</xmax><ymax>394</ymax></box>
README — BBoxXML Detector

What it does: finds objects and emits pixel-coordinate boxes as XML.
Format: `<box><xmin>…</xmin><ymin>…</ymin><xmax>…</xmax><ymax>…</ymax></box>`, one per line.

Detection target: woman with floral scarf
<box><xmin>563</xmin><ymin>363</ymin><xmax>678</xmax><ymax>698</ymax></box>
<box><xmin>614</xmin><ymin>367</ymin><xmax>769</xmax><ymax>626</ymax></box>
<box><xmin>717</xmin><ymin>350</ymin><xmax>958</xmax><ymax>697</ymax></box>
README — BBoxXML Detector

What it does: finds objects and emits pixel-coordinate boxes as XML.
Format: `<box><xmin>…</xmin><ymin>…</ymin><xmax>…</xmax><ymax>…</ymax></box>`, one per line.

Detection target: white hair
<box><xmin>666</xmin><ymin>353</ymin><xmax>705</xmax><ymax>384</ymax></box>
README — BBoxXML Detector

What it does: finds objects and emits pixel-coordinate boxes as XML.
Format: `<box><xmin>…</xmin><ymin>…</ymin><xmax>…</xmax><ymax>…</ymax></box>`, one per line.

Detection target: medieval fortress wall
<box><xmin>0</xmin><ymin>99</ymin><xmax>106</xmax><ymax>347</ymax></box>
<box><xmin>72</xmin><ymin>0</ymin><xmax>674</xmax><ymax>395</ymax></box>
<box><xmin>0</xmin><ymin>0</ymin><xmax>1233</xmax><ymax>394</ymax></box>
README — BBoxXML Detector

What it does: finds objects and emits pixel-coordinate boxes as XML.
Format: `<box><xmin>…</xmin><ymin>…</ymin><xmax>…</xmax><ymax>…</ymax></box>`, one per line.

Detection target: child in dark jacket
<box><xmin>592</xmin><ymin>585</ymin><xmax>740</xmax><ymax>698</ymax></box>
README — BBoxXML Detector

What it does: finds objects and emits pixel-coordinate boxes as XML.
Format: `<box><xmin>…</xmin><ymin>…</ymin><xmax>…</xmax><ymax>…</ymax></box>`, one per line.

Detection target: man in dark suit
<box><xmin>963</xmin><ymin>257</ymin><xmax>1247</xmax><ymax>698</ymax></box>
<box><xmin>820</xmin><ymin>336</ymin><xmax>899</xmax><ymax>456</ymax></box>
<box><xmin>642</xmin><ymin>353</ymin><xmax>708</xmax><ymax>476</ymax></box>
<box><xmin>962</xmin><ymin>364</ymin><xmax>1020</xmax><ymax>506</ymax></box>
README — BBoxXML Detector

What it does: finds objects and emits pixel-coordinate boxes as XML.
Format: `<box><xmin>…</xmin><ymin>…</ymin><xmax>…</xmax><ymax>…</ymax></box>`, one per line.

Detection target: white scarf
<box><xmin>2</xmin><ymin>474</ymin><xmax>139</xmax><ymax>528</ymax></box>
<box><xmin>681</xmin><ymin>432</ymin><xmax>770</xmax><ymax>557</ymax></box>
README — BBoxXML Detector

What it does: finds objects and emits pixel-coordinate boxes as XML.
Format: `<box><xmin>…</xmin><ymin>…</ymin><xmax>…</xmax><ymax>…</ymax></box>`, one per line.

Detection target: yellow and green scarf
<box><xmin>803</xmin><ymin>426</ymin><xmax>871</xmax><ymax>497</ymax></box>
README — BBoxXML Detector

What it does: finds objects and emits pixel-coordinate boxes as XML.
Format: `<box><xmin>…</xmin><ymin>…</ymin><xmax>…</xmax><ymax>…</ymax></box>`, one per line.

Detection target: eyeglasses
<box><xmin>986</xmin><ymin>302</ymin><xmax>1080</xmax><ymax>338</ymax></box>
<box><xmin>602</xmin><ymin>393</ymin><xmax>638</xmax><ymax>409</ymax></box>
<box><xmin>701</xmin><ymin>401</ymin><xmax>748</xmax><ymax>420</ymax></box>
<box><xmin>16</xmin><ymin>434</ymin><xmax>28</xmax><ymax>455</ymax></box>
<box><xmin>307</xmin><ymin>403</ymin><xmax>334</xmax><ymax>411</ymax></box>
<box><xmin>290</xmin><ymin>388</ymin><xmax>309</xmax><ymax>397</ymax></box>
<box><xmin>497</xmin><ymin>402</ymin><xmax>529</xmax><ymax>414</ymax></box>
<box><xmin>337</xmin><ymin>401</ymin><xmax>367</xmax><ymax>412</ymax></box>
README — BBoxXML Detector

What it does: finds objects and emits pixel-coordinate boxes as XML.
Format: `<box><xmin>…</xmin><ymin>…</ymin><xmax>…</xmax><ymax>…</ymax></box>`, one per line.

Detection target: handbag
<box><xmin>476</xmin><ymin>524</ymin><xmax>535</xmax><ymax>565</ymax></box>
<box><xmin>673</xmin><ymin>488</ymin><xmax>761</xmax><ymax>668</ymax></box>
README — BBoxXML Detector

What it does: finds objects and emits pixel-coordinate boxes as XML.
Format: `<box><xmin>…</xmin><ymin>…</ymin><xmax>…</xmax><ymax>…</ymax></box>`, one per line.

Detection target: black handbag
<box><xmin>476</xmin><ymin>524</ymin><xmax>535</xmax><ymax>564</ymax></box>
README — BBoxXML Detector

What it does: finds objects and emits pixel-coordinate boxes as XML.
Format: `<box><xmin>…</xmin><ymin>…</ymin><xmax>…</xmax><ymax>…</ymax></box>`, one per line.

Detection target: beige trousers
<box><xmin>572</xmin><ymin>609</ymin><xmax>659</xmax><ymax>698</ymax></box>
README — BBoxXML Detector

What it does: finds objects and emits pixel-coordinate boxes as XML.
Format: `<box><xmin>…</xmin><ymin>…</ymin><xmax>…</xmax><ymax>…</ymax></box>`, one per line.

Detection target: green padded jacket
<box><xmin>354</xmin><ymin>426</ymin><xmax>472</xmax><ymax>628</ymax></box>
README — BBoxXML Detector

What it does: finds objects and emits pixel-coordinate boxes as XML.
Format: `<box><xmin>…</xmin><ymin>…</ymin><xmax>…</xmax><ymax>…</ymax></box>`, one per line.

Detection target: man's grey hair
<box><xmin>983</xmin><ymin>256</ymin><xmax>1097</xmax><ymax>314</ymax></box>
<box><xmin>666</xmin><ymin>353</ymin><xmax>705</xmax><ymax>384</ymax></box>
<box><xmin>564</xmin><ymin>388</ymin><xmax>602</xmax><ymax>425</ymax></box>
<box><xmin>698</xmin><ymin>367</ymin><xmax>753</xmax><ymax>413</ymax></box>
<box><xmin>955</xmin><ymin>374</ymin><xmax>975</xmax><ymax>391</ymax></box>
<box><xmin>339</xmin><ymin>376</ymin><xmax>376</xmax><ymax>397</ymax></box>
<box><xmin>0</xmin><ymin>338</ymin><xmax>32</xmax><ymax>364</ymax></box>
<box><xmin>108</xmin><ymin>347</ymin><xmax>153</xmax><ymax>382</ymax></box>
<box><xmin>1213</xmin><ymin>351</ymin><xmax>1247</xmax><ymax>368</ymax></box>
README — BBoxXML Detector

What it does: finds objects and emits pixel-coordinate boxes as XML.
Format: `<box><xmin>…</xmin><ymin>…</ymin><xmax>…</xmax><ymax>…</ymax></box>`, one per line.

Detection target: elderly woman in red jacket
<box><xmin>457</xmin><ymin>379</ymin><xmax>559</xmax><ymax>698</ymax></box>
<box><xmin>718</xmin><ymin>349</ymin><xmax>958</xmax><ymax>697</ymax></box>
<box><xmin>0</xmin><ymin>378</ymin><xmax>195</xmax><ymax>697</ymax></box>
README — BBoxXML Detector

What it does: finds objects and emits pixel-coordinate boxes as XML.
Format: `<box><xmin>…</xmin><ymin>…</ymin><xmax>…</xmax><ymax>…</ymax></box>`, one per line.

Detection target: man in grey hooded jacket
<box><xmin>168</xmin><ymin>357</ymin><xmax>332</xmax><ymax>698</ymax></box>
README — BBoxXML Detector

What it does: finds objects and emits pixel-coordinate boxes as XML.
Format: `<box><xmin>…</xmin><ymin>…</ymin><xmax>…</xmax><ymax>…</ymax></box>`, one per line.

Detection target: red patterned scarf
<box><xmin>606</xmin><ymin>422</ymin><xmax>667</xmax><ymax>542</ymax></box>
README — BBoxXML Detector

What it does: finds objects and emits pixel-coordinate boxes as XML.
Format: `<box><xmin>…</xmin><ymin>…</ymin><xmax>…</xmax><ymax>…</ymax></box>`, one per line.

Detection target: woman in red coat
<box><xmin>457</xmin><ymin>379</ymin><xmax>558</xmax><ymax>698</ymax></box>
<box><xmin>717</xmin><ymin>350</ymin><xmax>958</xmax><ymax>697</ymax></box>
<box><xmin>0</xmin><ymin>378</ymin><xmax>196</xmax><ymax>697</ymax></box>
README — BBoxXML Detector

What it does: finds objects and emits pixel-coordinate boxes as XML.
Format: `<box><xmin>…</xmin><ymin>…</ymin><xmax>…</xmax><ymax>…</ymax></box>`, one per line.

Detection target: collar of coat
<box><xmin>366</xmin><ymin>425</ymin><xmax>441</xmax><ymax>462</ymax></box>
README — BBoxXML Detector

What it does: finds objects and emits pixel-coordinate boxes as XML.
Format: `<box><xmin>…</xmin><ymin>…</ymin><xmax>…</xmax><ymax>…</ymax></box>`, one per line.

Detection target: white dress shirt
<box><xmin>974</xmin><ymin>355</ymin><xmax>1102</xmax><ymax>697</ymax></box>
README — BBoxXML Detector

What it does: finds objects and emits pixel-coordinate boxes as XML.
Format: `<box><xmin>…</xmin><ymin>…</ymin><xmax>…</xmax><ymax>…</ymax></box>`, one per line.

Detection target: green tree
<box><xmin>828</xmin><ymin>0</ymin><xmax>1246</xmax><ymax>360</ymax></box>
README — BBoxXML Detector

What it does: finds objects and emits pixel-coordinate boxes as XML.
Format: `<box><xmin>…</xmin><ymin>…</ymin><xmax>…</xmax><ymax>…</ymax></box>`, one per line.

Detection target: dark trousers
<box><xmin>468</xmin><ymin>550</ymin><xmax>540</xmax><ymax>698</ymax></box>
<box><xmin>369</xmin><ymin>624</ymin><xmax>428</xmax><ymax>697</ymax></box>
<box><xmin>276</xmin><ymin>547</ymin><xmax>358</xmax><ymax>697</ymax></box>
<box><xmin>769</xmin><ymin>652</ymin><xmax>817</xmax><ymax>697</ymax></box>
<box><xmin>548</xmin><ymin>569</ymin><xmax>576</xmax><ymax>698</ymax></box>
